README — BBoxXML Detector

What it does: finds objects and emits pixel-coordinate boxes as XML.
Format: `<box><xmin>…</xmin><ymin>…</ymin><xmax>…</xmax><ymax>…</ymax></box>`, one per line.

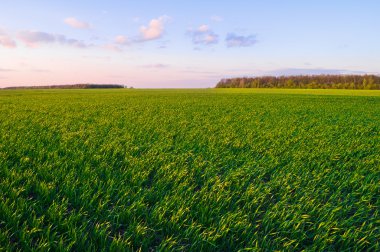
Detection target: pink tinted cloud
<box><xmin>18</xmin><ymin>31</ymin><xmax>90</xmax><ymax>48</ymax></box>
<box><xmin>114</xmin><ymin>35</ymin><xmax>129</xmax><ymax>45</ymax></box>
<box><xmin>141</xmin><ymin>63</ymin><xmax>169</xmax><ymax>69</ymax></box>
<box><xmin>0</xmin><ymin>35</ymin><xmax>16</xmax><ymax>48</ymax></box>
<box><xmin>0</xmin><ymin>29</ymin><xmax>16</xmax><ymax>48</ymax></box>
<box><xmin>0</xmin><ymin>68</ymin><xmax>15</xmax><ymax>72</ymax></box>
<box><xmin>225</xmin><ymin>33</ymin><xmax>257</xmax><ymax>48</ymax></box>
<box><xmin>139</xmin><ymin>16</ymin><xmax>170</xmax><ymax>41</ymax></box>
<box><xmin>64</xmin><ymin>17</ymin><xmax>91</xmax><ymax>29</ymax></box>
<box><xmin>189</xmin><ymin>25</ymin><xmax>219</xmax><ymax>45</ymax></box>
<box><xmin>102</xmin><ymin>43</ymin><xmax>122</xmax><ymax>52</ymax></box>
<box><xmin>111</xmin><ymin>15</ymin><xmax>170</xmax><ymax>48</ymax></box>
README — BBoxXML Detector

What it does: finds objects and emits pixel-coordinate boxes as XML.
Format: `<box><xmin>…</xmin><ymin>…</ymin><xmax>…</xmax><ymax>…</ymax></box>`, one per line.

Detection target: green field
<box><xmin>0</xmin><ymin>89</ymin><xmax>379</xmax><ymax>251</ymax></box>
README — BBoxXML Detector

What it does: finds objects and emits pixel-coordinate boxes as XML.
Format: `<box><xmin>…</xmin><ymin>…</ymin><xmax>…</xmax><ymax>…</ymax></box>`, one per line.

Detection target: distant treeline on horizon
<box><xmin>215</xmin><ymin>75</ymin><xmax>380</xmax><ymax>90</ymax></box>
<box><xmin>3</xmin><ymin>84</ymin><xmax>125</xmax><ymax>89</ymax></box>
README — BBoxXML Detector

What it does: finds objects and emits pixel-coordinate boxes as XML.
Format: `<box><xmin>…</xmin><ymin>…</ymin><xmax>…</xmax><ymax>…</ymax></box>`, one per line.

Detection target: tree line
<box><xmin>3</xmin><ymin>84</ymin><xmax>126</xmax><ymax>89</ymax></box>
<box><xmin>215</xmin><ymin>75</ymin><xmax>380</xmax><ymax>89</ymax></box>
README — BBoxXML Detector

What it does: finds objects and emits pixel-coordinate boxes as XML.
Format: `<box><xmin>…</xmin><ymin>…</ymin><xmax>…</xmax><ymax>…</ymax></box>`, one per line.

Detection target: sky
<box><xmin>0</xmin><ymin>0</ymin><xmax>379</xmax><ymax>88</ymax></box>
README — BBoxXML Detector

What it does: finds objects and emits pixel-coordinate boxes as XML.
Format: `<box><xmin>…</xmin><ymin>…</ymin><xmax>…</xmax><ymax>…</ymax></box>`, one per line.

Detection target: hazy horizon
<box><xmin>1</xmin><ymin>0</ymin><xmax>379</xmax><ymax>88</ymax></box>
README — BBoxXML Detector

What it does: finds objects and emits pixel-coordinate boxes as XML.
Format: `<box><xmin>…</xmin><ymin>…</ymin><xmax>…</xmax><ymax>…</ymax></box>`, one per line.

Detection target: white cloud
<box><xmin>198</xmin><ymin>25</ymin><xmax>210</xmax><ymax>32</ymax></box>
<box><xmin>139</xmin><ymin>16</ymin><xmax>170</xmax><ymax>41</ymax></box>
<box><xmin>189</xmin><ymin>25</ymin><xmax>219</xmax><ymax>45</ymax></box>
<box><xmin>110</xmin><ymin>15</ymin><xmax>170</xmax><ymax>48</ymax></box>
<box><xmin>225</xmin><ymin>33</ymin><xmax>257</xmax><ymax>47</ymax></box>
<box><xmin>64</xmin><ymin>17</ymin><xmax>91</xmax><ymax>29</ymax></box>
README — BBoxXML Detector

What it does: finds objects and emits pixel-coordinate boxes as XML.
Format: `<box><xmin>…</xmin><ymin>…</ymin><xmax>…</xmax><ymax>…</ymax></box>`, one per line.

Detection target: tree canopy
<box><xmin>215</xmin><ymin>75</ymin><xmax>380</xmax><ymax>89</ymax></box>
<box><xmin>3</xmin><ymin>84</ymin><xmax>125</xmax><ymax>89</ymax></box>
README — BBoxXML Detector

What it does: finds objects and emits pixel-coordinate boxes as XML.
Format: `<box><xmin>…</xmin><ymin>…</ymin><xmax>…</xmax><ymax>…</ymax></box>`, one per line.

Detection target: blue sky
<box><xmin>0</xmin><ymin>0</ymin><xmax>379</xmax><ymax>88</ymax></box>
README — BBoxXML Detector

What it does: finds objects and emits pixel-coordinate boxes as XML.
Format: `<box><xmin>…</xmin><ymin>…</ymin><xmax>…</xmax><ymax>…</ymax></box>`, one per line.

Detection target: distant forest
<box><xmin>215</xmin><ymin>75</ymin><xmax>380</xmax><ymax>89</ymax></box>
<box><xmin>3</xmin><ymin>84</ymin><xmax>125</xmax><ymax>89</ymax></box>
